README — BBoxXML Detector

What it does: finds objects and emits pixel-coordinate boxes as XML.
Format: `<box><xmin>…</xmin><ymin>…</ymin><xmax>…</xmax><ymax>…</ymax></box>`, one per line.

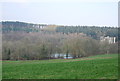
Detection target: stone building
<box><xmin>100</xmin><ymin>36</ymin><xmax>116</xmax><ymax>44</ymax></box>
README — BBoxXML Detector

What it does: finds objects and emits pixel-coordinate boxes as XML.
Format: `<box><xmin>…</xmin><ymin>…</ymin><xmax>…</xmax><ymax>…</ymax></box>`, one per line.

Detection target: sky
<box><xmin>0</xmin><ymin>0</ymin><xmax>119</xmax><ymax>27</ymax></box>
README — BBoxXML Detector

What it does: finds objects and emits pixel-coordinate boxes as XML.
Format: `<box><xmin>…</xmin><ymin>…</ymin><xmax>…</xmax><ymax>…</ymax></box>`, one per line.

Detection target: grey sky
<box><xmin>1</xmin><ymin>0</ymin><xmax>118</xmax><ymax>27</ymax></box>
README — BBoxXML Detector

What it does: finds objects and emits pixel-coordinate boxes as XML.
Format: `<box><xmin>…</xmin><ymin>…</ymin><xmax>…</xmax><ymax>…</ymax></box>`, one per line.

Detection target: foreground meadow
<box><xmin>2</xmin><ymin>54</ymin><xmax>118</xmax><ymax>79</ymax></box>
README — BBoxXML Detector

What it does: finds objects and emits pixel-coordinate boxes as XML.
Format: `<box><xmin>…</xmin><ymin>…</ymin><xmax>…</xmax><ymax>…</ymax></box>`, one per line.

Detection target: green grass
<box><xmin>2</xmin><ymin>54</ymin><xmax>118</xmax><ymax>79</ymax></box>
<box><xmin>0</xmin><ymin>61</ymin><xmax>2</xmax><ymax>80</ymax></box>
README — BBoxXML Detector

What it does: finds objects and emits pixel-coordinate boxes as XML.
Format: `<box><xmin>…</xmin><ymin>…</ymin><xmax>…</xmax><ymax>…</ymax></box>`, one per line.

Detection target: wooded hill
<box><xmin>2</xmin><ymin>21</ymin><xmax>119</xmax><ymax>41</ymax></box>
<box><xmin>56</xmin><ymin>26</ymin><xmax>118</xmax><ymax>40</ymax></box>
<box><xmin>2</xmin><ymin>21</ymin><xmax>119</xmax><ymax>60</ymax></box>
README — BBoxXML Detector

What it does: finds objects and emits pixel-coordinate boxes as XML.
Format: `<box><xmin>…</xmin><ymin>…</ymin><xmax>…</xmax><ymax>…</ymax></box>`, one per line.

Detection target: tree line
<box><xmin>2</xmin><ymin>21</ymin><xmax>119</xmax><ymax>41</ymax></box>
<box><xmin>2</xmin><ymin>32</ymin><xmax>118</xmax><ymax>60</ymax></box>
<box><xmin>56</xmin><ymin>26</ymin><xmax>119</xmax><ymax>41</ymax></box>
<box><xmin>2</xmin><ymin>21</ymin><xmax>46</xmax><ymax>33</ymax></box>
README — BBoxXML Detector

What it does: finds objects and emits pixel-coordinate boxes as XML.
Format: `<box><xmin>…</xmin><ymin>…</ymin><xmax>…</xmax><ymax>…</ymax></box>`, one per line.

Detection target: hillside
<box><xmin>2</xmin><ymin>21</ymin><xmax>59</xmax><ymax>32</ymax></box>
<box><xmin>2</xmin><ymin>21</ymin><xmax>119</xmax><ymax>41</ymax></box>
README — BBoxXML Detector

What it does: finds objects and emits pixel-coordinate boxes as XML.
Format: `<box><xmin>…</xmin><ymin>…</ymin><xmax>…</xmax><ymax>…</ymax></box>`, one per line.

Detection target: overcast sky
<box><xmin>1</xmin><ymin>0</ymin><xmax>118</xmax><ymax>27</ymax></box>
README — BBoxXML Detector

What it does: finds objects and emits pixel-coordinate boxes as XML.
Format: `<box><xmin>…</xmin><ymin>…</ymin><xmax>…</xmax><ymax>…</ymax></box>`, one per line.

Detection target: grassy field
<box><xmin>2</xmin><ymin>54</ymin><xmax>118</xmax><ymax>79</ymax></box>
